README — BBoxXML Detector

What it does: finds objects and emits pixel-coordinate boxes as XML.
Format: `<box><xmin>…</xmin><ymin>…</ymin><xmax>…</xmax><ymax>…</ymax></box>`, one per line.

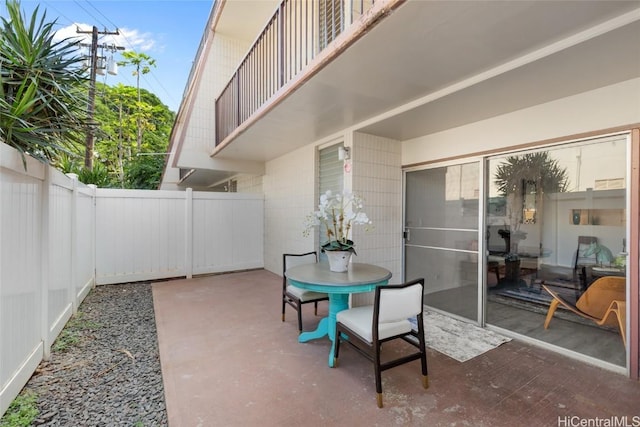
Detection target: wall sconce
<box><xmin>338</xmin><ymin>146</ymin><xmax>351</xmax><ymax>161</ymax></box>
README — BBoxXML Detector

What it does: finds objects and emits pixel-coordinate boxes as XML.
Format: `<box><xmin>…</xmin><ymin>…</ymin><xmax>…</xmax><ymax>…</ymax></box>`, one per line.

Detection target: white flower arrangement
<box><xmin>303</xmin><ymin>190</ymin><xmax>372</xmax><ymax>254</ymax></box>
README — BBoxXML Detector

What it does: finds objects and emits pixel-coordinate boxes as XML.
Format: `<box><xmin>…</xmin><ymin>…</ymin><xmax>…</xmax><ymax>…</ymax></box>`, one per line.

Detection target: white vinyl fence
<box><xmin>0</xmin><ymin>144</ymin><xmax>96</xmax><ymax>416</ymax></box>
<box><xmin>95</xmin><ymin>189</ymin><xmax>264</xmax><ymax>284</ymax></box>
<box><xmin>1</xmin><ymin>143</ymin><xmax>264</xmax><ymax>416</ymax></box>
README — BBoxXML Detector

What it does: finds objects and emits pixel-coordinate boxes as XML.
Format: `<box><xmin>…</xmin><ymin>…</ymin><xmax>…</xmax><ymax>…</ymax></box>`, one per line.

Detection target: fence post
<box><xmin>185</xmin><ymin>188</ymin><xmax>193</xmax><ymax>279</ymax></box>
<box><xmin>88</xmin><ymin>184</ymin><xmax>97</xmax><ymax>288</ymax></box>
<box><xmin>40</xmin><ymin>165</ymin><xmax>51</xmax><ymax>360</ymax></box>
<box><xmin>67</xmin><ymin>173</ymin><xmax>79</xmax><ymax>312</ymax></box>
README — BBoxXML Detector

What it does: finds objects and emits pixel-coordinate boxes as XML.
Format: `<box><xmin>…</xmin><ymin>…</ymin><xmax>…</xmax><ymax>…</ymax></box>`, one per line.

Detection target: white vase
<box><xmin>326</xmin><ymin>250</ymin><xmax>352</xmax><ymax>272</ymax></box>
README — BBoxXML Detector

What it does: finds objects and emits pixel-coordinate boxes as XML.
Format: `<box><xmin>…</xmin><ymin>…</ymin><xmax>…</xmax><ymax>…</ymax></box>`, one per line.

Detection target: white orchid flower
<box><xmin>302</xmin><ymin>190</ymin><xmax>373</xmax><ymax>252</ymax></box>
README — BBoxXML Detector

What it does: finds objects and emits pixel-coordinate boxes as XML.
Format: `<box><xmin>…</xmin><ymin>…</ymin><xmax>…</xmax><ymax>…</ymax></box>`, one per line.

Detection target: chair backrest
<box><xmin>375</xmin><ymin>279</ymin><xmax>425</xmax><ymax>324</ymax></box>
<box><xmin>575</xmin><ymin>236</ymin><xmax>598</xmax><ymax>269</ymax></box>
<box><xmin>576</xmin><ymin>276</ymin><xmax>625</xmax><ymax>319</ymax></box>
<box><xmin>282</xmin><ymin>252</ymin><xmax>318</xmax><ymax>289</ymax></box>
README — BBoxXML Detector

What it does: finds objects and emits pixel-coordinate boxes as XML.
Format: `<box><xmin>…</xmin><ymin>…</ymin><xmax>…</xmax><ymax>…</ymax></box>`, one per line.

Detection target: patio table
<box><xmin>285</xmin><ymin>262</ymin><xmax>392</xmax><ymax>367</ymax></box>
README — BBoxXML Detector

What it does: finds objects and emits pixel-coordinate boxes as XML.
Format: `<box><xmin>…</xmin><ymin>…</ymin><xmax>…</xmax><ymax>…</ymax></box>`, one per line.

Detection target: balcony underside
<box><xmin>213</xmin><ymin>0</ymin><xmax>640</xmax><ymax>163</ymax></box>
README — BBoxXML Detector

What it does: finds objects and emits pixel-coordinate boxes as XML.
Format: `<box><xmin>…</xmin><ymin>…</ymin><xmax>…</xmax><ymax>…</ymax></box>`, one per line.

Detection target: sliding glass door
<box><xmin>403</xmin><ymin>133</ymin><xmax>629</xmax><ymax>368</ymax></box>
<box><xmin>485</xmin><ymin>134</ymin><xmax>628</xmax><ymax>367</ymax></box>
<box><xmin>404</xmin><ymin>162</ymin><xmax>480</xmax><ymax>321</ymax></box>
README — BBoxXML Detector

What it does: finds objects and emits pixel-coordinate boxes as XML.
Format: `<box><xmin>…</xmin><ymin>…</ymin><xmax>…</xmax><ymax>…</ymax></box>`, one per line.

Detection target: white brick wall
<box><xmin>236</xmin><ymin>174</ymin><xmax>263</xmax><ymax>194</ymax></box>
<box><xmin>350</xmin><ymin>132</ymin><xmax>403</xmax><ymax>305</ymax></box>
<box><xmin>184</xmin><ymin>34</ymin><xmax>250</xmax><ymax>154</ymax></box>
<box><xmin>262</xmin><ymin>132</ymin><xmax>403</xmax><ymax>295</ymax></box>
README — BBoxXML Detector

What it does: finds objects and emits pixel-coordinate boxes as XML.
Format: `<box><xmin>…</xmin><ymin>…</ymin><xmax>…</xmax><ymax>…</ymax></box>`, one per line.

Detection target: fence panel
<box><xmin>2</xmin><ymin>146</ymin><xmax>265</xmax><ymax>416</ymax></box>
<box><xmin>192</xmin><ymin>193</ymin><xmax>264</xmax><ymax>275</ymax></box>
<box><xmin>96</xmin><ymin>190</ymin><xmax>187</xmax><ymax>284</ymax></box>
<box><xmin>0</xmin><ymin>144</ymin><xmax>97</xmax><ymax>416</ymax></box>
<box><xmin>1</xmin><ymin>146</ymin><xmax>45</xmax><ymax>415</ymax></box>
<box><xmin>96</xmin><ymin>190</ymin><xmax>264</xmax><ymax>283</ymax></box>
<box><xmin>47</xmin><ymin>171</ymin><xmax>74</xmax><ymax>339</ymax></box>
<box><xmin>75</xmin><ymin>186</ymin><xmax>96</xmax><ymax>302</ymax></box>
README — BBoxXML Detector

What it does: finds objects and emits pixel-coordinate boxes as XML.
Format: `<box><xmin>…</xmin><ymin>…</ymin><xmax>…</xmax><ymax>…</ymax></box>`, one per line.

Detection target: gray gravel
<box><xmin>19</xmin><ymin>283</ymin><xmax>167</xmax><ymax>426</ymax></box>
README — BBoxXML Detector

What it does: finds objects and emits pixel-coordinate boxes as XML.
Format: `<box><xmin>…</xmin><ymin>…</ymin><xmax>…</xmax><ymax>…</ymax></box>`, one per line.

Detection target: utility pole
<box><xmin>77</xmin><ymin>26</ymin><xmax>123</xmax><ymax>170</ymax></box>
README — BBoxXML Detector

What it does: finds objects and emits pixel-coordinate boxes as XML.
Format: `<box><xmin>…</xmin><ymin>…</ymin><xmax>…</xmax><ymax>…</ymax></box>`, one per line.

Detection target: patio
<box><xmin>152</xmin><ymin>269</ymin><xmax>640</xmax><ymax>426</ymax></box>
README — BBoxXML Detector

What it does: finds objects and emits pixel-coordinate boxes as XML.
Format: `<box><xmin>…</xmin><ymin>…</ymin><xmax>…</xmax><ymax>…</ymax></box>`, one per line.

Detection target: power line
<box><xmin>42</xmin><ymin>1</ymin><xmax>77</xmax><ymax>27</ymax></box>
<box><xmin>72</xmin><ymin>0</ymin><xmax>108</xmax><ymax>29</ymax></box>
<box><xmin>82</xmin><ymin>0</ymin><xmax>119</xmax><ymax>31</ymax></box>
<box><xmin>144</xmin><ymin>70</ymin><xmax>177</xmax><ymax>109</ymax></box>
<box><xmin>51</xmin><ymin>1</ymin><xmax>177</xmax><ymax>110</ymax></box>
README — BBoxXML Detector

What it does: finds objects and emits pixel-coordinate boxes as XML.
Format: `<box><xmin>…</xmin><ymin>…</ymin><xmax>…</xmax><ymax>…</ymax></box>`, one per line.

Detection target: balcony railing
<box><xmin>215</xmin><ymin>0</ymin><xmax>375</xmax><ymax>146</ymax></box>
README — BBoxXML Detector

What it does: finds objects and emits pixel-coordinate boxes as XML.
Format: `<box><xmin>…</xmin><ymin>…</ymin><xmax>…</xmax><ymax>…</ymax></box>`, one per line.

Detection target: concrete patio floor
<box><xmin>152</xmin><ymin>269</ymin><xmax>640</xmax><ymax>427</ymax></box>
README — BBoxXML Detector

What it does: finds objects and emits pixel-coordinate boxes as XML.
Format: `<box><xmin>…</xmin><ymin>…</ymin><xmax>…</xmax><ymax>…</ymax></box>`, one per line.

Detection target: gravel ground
<box><xmin>12</xmin><ymin>283</ymin><xmax>167</xmax><ymax>426</ymax></box>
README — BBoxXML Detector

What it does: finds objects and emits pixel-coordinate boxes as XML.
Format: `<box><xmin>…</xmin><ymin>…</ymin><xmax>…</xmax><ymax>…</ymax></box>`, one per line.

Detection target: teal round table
<box><xmin>285</xmin><ymin>262</ymin><xmax>392</xmax><ymax>367</ymax></box>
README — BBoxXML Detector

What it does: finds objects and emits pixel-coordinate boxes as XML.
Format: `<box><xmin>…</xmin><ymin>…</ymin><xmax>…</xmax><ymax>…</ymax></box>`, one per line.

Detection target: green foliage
<box><xmin>125</xmin><ymin>153</ymin><xmax>165</xmax><ymax>189</ymax></box>
<box><xmin>493</xmin><ymin>151</ymin><xmax>569</xmax><ymax>235</ymax></box>
<box><xmin>49</xmin><ymin>82</ymin><xmax>173</xmax><ymax>189</ymax></box>
<box><xmin>494</xmin><ymin>151</ymin><xmax>569</xmax><ymax>197</ymax></box>
<box><xmin>93</xmin><ymin>82</ymin><xmax>174</xmax><ymax>188</ymax></box>
<box><xmin>76</xmin><ymin>162</ymin><xmax>111</xmax><ymax>187</ymax></box>
<box><xmin>0</xmin><ymin>0</ymin><xmax>89</xmax><ymax>168</ymax></box>
<box><xmin>52</xmin><ymin>312</ymin><xmax>102</xmax><ymax>352</ymax></box>
<box><xmin>0</xmin><ymin>390</ymin><xmax>38</xmax><ymax>427</ymax></box>
<box><xmin>118</xmin><ymin>51</ymin><xmax>156</xmax><ymax>77</ymax></box>
<box><xmin>2</xmin><ymin>1</ymin><xmax>173</xmax><ymax>187</ymax></box>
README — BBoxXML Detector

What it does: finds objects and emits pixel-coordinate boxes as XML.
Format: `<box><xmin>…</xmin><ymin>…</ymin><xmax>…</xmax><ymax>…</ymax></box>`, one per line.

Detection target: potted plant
<box><xmin>304</xmin><ymin>190</ymin><xmax>372</xmax><ymax>272</ymax></box>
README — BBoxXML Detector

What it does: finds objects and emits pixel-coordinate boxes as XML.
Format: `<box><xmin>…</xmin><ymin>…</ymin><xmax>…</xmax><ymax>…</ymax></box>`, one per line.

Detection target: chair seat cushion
<box><xmin>337</xmin><ymin>305</ymin><xmax>412</xmax><ymax>342</ymax></box>
<box><xmin>286</xmin><ymin>285</ymin><xmax>327</xmax><ymax>302</ymax></box>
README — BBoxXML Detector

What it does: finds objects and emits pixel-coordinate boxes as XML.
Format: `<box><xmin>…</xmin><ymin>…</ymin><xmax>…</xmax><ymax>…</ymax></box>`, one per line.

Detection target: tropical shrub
<box><xmin>0</xmin><ymin>0</ymin><xmax>88</xmax><ymax>168</ymax></box>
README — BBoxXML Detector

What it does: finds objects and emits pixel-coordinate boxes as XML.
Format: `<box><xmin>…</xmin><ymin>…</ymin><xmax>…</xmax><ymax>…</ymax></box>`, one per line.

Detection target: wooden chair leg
<box><xmin>314</xmin><ymin>301</ymin><xmax>318</xmax><ymax>316</ymax></box>
<box><xmin>614</xmin><ymin>301</ymin><xmax>627</xmax><ymax>348</ymax></box>
<box><xmin>420</xmin><ymin>352</ymin><xmax>429</xmax><ymax>389</ymax></box>
<box><xmin>599</xmin><ymin>301</ymin><xmax>626</xmax><ymax>348</ymax></box>
<box><xmin>544</xmin><ymin>299</ymin><xmax>560</xmax><ymax>329</ymax></box>
<box><xmin>296</xmin><ymin>301</ymin><xmax>303</xmax><ymax>332</ymax></box>
<box><xmin>333</xmin><ymin>329</ymin><xmax>341</xmax><ymax>369</ymax></box>
<box><xmin>374</xmin><ymin>343</ymin><xmax>383</xmax><ymax>408</ymax></box>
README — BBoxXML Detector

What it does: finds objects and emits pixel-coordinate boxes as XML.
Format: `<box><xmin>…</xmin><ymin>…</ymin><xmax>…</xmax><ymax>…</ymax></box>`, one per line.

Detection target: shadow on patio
<box><xmin>152</xmin><ymin>270</ymin><xmax>640</xmax><ymax>427</ymax></box>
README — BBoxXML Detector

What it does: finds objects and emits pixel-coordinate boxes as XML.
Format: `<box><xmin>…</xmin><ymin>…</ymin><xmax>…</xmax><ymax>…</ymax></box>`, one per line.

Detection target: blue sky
<box><xmin>2</xmin><ymin>1</ymin><xmax>213</xmax><ymax>112</ymax></box>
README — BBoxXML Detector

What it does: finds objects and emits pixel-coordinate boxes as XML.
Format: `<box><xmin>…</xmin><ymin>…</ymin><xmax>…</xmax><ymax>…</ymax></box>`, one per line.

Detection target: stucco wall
<box><xmin>263</xmin><ymin>145</ymin><xmax>317</xmax><ymax>275</ymax></box>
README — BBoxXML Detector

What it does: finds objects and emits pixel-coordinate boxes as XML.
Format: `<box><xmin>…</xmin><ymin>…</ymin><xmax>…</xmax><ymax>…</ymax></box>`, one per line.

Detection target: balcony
<box><xmin>215</xmin><ymin>0</ymin><xmax>378</xmax><ymax>147</ymax></box>
<box><xmin>209</xmin><ymin>1</ymin><xmax>639</xmax><ymax>166</ymax></box>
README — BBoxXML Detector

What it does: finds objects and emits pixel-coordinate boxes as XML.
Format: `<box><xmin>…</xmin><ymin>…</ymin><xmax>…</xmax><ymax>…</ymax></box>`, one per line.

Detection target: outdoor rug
<box><xmin>411</xmin><ymin>309</ymin><xmax>511</xmax><ymax>363</ymax></box>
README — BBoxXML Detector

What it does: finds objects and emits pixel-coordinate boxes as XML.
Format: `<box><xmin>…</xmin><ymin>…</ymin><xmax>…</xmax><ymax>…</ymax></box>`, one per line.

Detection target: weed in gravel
<box><xmin>0</xmin><ymin>390</ymin><xmax>38</xmax><ymax>427</ymax></box>
<box><xmin>52</xmin><ymin>312</ymin><xmax>102</xmax><ymax>352</ymax></box>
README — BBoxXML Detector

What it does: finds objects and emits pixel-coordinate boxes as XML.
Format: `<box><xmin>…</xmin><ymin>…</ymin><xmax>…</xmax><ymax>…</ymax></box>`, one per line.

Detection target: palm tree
<box><xmin>493</xmin><ymin>151</ymin><xmax>569</xmax><ymax>253</ymax></box>
<box><xmin>0</xmin><ymin>0</ymin><xmax>89</xmax><ymax>168</ymax></box>
<box><xmin>117</xmin><ymin>51</ymin><xmax>156</xmax><ymax>151</ymax></box>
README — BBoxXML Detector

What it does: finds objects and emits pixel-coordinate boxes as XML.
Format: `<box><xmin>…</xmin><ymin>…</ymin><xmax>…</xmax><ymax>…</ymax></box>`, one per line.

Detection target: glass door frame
<box><xmin>402</xmin><ymin>156</ymin><xmax>485</xmax><ymax>326</ymax></box>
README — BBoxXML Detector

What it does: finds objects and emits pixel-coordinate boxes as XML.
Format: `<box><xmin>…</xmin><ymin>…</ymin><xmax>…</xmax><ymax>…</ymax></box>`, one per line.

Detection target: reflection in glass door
<box><xmin>485</xmin><ymin>134</ymin><xmax>628</xmax><ymax>367</ymax></box>
<box><xmin>404</xmin><ymin>162</ymin><xmax>480</xmax><ymax>321</ymax></box>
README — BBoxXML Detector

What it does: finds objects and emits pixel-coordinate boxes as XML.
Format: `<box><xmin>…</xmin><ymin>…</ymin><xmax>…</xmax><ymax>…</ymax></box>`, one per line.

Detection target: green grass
<box><xmin>0</xmin><ymin>391</ymin><xmax>38</xmax><ymax>427</ymax></box>
<box><xmin>52</xmin><ymin>312</ymin><xmax>102</xmax><ymax>352</ymax></box>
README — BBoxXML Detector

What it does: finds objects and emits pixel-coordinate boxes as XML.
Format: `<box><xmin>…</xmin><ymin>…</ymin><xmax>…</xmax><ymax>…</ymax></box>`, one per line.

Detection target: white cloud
<box><xmin>55</xmin><ymin>23</ymin><xmax>156</xmax><ymax>52</ymax></box>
